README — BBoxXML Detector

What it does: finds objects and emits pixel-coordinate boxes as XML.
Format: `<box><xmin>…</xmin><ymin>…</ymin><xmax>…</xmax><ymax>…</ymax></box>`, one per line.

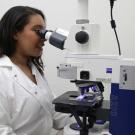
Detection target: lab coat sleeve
<box><xmin>45</xmin><ymin>88</ymin><xmax>71</xmax><ymax>129</ymax></box>
<box><xmin>42</xmin><ymin>74</ymin><xmax>71</xmax><ymax>130</ymax></box>
<box><xmin>0</xmin><ymin>92</ymin><xmax>17</xmax><ymax>135</ymax></box>
<box><xmin>51</xmin><ymin>92</ymin><xmax>71</xmax><ymax>129</ymax></box>
<box><xmin>52</xmin><ymin>111</ymin><xmax>71</xmax><ymax>130</ymax></box>
<box><xmin>0</xmin><ymin>67</ymin><xmax>17</xmax><ymax>134</ymax></box>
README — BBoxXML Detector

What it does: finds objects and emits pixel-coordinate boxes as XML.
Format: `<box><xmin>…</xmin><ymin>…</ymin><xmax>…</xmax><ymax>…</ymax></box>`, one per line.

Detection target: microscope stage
<box><xmin>53</xmin><ymin>91</ymin><xmax>110</xmax><ymax>120</ymax></box>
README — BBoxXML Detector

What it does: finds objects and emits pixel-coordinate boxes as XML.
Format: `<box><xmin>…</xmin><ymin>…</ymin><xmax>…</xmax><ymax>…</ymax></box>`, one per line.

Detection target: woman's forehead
<box><xmin>28</xmin><ymin>14</ymin><xmax>46</xmax><ymax>28</ymax></box>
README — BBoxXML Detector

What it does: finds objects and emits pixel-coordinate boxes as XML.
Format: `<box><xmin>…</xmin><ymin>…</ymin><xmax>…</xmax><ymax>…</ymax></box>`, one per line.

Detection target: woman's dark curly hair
<box><xmin>0</xmin><ymin>6</ymin><xmax>45</xmax><ymax>74</ymax></box>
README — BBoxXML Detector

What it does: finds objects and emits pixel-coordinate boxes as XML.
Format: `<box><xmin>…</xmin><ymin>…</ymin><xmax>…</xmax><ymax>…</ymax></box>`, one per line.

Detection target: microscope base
<box><xmin>53</xmin><ymin>91</ymin><xmax>110</xmax><ymax>135</ymax></box>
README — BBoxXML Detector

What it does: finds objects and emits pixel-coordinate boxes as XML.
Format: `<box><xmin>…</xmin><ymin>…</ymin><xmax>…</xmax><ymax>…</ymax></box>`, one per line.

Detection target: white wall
<box><xmin>1</xmin><ymin>0</ymin><xmax>135</xmax><ymax>97</ymax></box>
<box><xmin>90</xmin><ymin>0</ymin><xmax>135</xmax><ymax>57</ymax></box>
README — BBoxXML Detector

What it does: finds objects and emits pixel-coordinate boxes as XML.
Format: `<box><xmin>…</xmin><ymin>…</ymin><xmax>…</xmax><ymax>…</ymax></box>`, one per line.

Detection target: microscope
<box><xmin>54</xmin><ymin>20</ymin><xmax>110</xmax><ymax>134</ymax></box>
<box><xmin>35</xmin><ymin>26</ymin><xmax>110</xmax><ymax>135</ymax></box>
<box><xmin>35</xmin><ymin>0</ymin><xmax>135</xmax><ymax>135</ymax></box>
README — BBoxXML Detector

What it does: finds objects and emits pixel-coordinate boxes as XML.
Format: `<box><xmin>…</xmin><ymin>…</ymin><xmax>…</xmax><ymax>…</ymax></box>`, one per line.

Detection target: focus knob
<box><xmin>75</xmin><ymin>31</ymin><xmax>89</xmax><ymax>44</ymax></box>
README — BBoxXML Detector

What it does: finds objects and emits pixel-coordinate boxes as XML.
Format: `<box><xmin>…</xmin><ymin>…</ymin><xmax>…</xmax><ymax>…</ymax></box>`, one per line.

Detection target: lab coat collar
<box><xmin>0</xmin><ymin>55</ymin><xmax>49</xmax><ymax>113</ymax></box>
<box><xmin>0</xmin><ymin>55</ymin><xmax>39</xmax><ymax>77</ymax></box>
<box><xmin>0</xmin><ymin>55</ymin><xmax>37</xmax><ymax>90</ymax></box>
<box><xmin>0</xmin><ymin>55</ymin><xmax>13</xmax><ymax>68</ymax></box>
<box><xmin>12</xmin><ymin>65</ymin><xmax>50</xmax><ymax>113</ymax></box>
<box><xmin>31</xmin><ymin>63</ymin><xmax>37</xmax><ymax>76</ymax></box>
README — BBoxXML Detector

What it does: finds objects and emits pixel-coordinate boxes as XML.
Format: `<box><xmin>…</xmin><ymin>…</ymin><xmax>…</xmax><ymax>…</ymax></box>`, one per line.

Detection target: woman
<box><xmin>0</xmin><ymin>6</ymin><xmax>68</xmax><ymax>135</ymax></box>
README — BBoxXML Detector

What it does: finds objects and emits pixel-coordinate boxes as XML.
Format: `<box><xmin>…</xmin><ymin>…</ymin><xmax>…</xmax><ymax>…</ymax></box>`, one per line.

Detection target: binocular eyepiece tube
<box><xmin>34</xmin><ymin>28</ymin><xmax>68</xmax><ymax>50</ymax></box>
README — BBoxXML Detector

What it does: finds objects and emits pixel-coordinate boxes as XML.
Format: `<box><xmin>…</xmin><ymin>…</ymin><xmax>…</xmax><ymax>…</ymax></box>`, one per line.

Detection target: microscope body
<box><xmin>34</xmin><ymin>0</ymin><xmax>135</xmax><ymax>134</ymax></box>
<box><xmin>57</xmin><ymin>23</ymin><xmax>135</xmax><ymax>135</ymax></box>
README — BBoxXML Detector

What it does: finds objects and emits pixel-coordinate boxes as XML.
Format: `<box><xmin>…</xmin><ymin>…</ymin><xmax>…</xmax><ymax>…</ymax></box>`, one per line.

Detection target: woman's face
<box><xmin>14</xmin><ymin>14</ymin><xmax>46</xmax><ymax>57</ymax></box>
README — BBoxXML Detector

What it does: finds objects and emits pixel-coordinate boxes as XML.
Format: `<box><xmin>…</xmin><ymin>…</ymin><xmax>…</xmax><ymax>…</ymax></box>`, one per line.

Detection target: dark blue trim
<box><xmin>110</xmin><ymin>83</ymin><xmax>135</xmax><ymax>135</ymax></box>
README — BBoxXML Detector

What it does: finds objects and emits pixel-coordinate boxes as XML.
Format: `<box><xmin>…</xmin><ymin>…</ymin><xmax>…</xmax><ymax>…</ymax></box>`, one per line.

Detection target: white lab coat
<box><xmin>0</xmin><ymin>55</ymin><xmax>68</xmax><ymax>135</ymax></box>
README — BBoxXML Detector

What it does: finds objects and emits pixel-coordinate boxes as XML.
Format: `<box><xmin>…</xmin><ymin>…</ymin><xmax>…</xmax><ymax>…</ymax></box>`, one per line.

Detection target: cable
<box><xmin>110</xmin><ymin>0</ymin><xmax>121</xmax><ymax>55</ymax></box>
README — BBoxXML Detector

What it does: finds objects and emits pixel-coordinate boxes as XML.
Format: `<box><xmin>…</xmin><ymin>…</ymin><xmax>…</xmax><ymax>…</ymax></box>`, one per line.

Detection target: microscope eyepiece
<box><xmin>34</xmin><ymin>28</ymin><xmax>67</xmax><ymax>50</ymax></box>
<box><xmin>34</xmin><ymin>29</ymin><xmax>48</xmax><ymax>39</ymax></box>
